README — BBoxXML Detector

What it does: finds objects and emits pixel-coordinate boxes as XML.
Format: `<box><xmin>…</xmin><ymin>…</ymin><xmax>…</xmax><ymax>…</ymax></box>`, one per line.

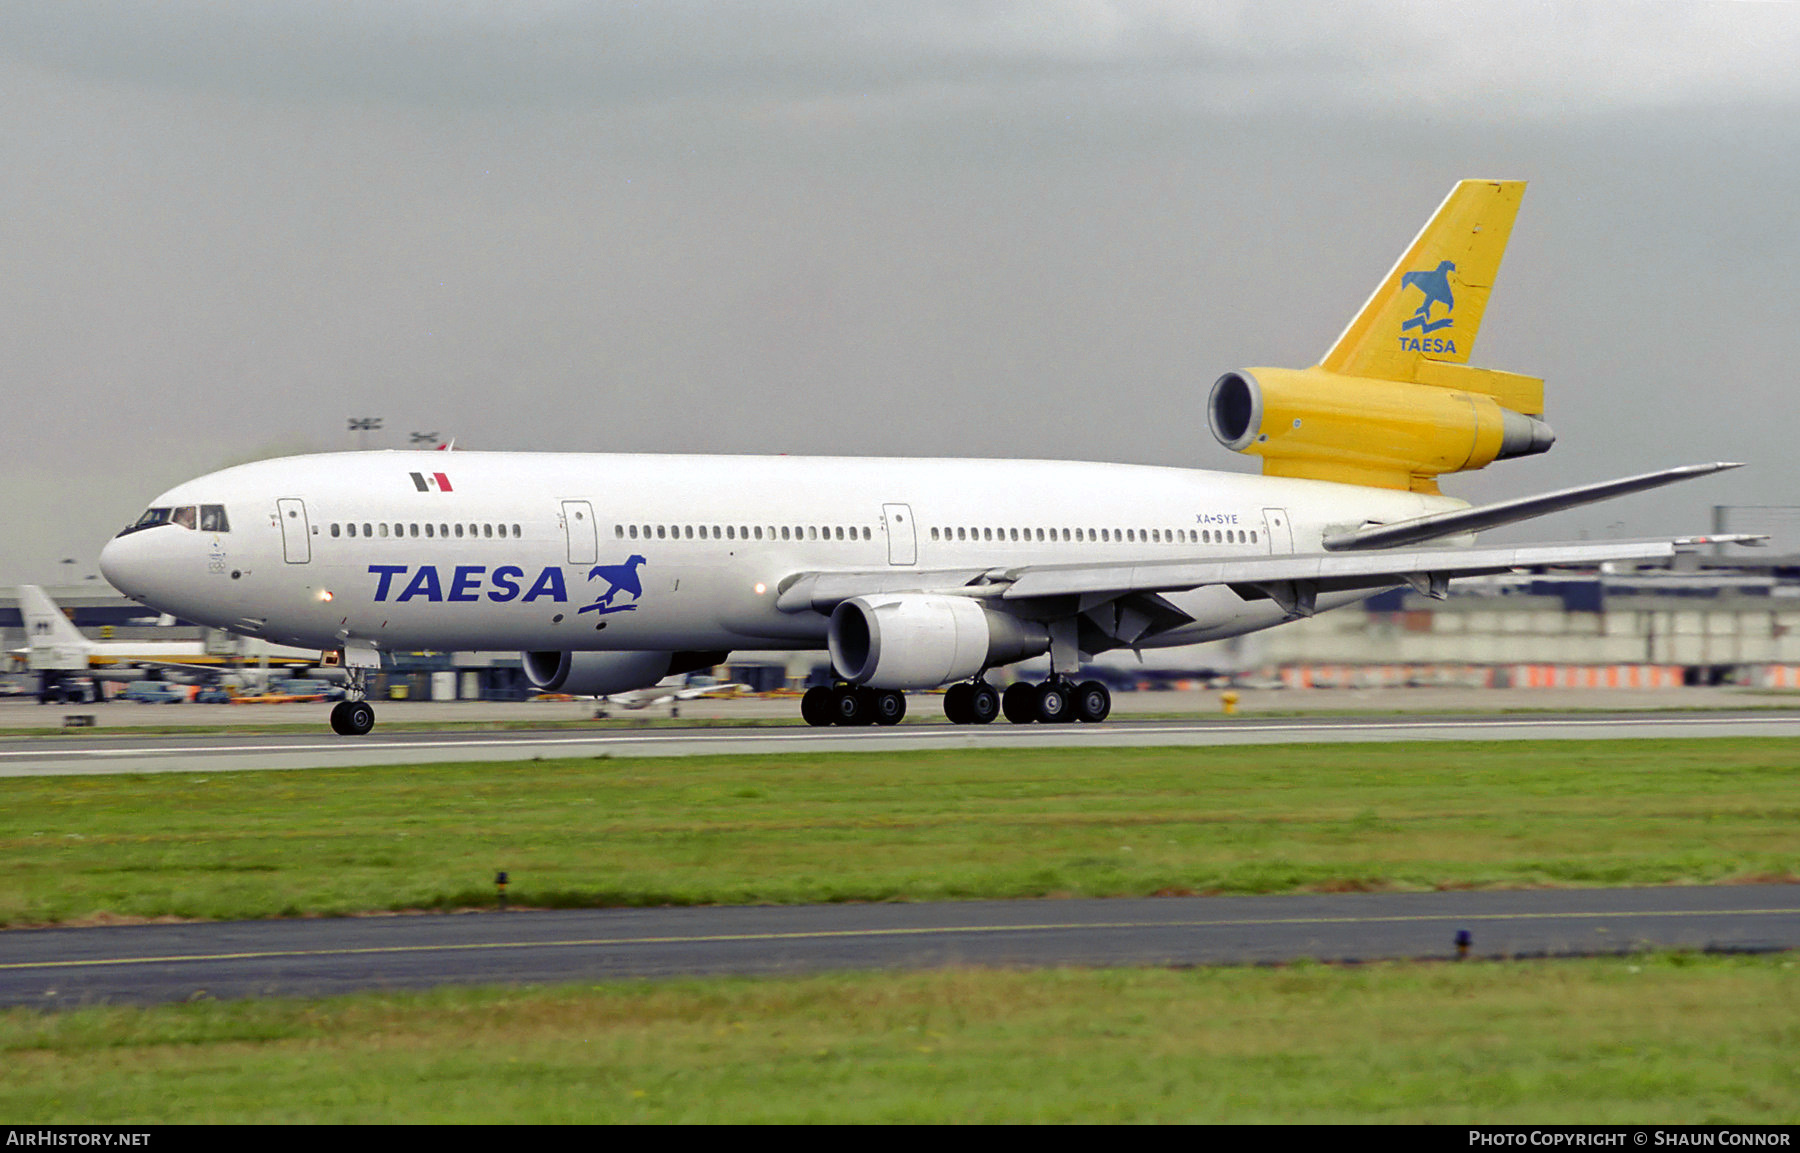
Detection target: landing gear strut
<box><xmin>329</xmin><ymin>666</ymin><xmax>375</xmax><ymax>736</ymax></box>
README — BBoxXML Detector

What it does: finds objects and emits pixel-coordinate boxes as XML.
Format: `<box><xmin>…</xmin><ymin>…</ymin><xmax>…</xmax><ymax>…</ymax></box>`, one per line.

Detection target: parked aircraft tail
<box><xmin>1209</xmin><ymin>179</ymin><xmax>1556</xmax><ymax>493</ymax></box>
<box><xmin>18</xmin><ymin>585</ymin><xmax>96</xmax><ymax>671</ymax></box>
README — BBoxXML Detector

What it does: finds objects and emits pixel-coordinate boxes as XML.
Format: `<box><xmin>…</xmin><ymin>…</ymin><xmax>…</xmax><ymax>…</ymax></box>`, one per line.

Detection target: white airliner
<box><xmin>97</xmin><ymin>181</ymin><xmax>1753</xmax><ymax>735</ymax></box>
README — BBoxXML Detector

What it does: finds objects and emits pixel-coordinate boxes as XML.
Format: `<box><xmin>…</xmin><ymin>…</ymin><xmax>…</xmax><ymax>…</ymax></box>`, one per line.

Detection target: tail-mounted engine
<box><xmin>1208</xmin><ymin>366</ymin><xmax>1555</xmax><ymax>493</ymax></box>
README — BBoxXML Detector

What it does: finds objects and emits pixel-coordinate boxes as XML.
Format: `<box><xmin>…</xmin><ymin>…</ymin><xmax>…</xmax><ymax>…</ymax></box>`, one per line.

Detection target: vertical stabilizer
<box><xmin>18</xmin><ymin>585</ymin><xmax>95</xmax><ymax>670</ymax></box>
<box><xmin>1319</xmin><ymin>179</ymin><xmax>1525</xmax><ymax>384</ymax></box>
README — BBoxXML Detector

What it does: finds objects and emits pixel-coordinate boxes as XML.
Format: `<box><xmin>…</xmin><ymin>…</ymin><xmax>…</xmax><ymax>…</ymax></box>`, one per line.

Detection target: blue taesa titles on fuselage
<box><xmin>367</xmin><ymin>558</ymin><xmax>647</xmax><ymax>615</ymax></box>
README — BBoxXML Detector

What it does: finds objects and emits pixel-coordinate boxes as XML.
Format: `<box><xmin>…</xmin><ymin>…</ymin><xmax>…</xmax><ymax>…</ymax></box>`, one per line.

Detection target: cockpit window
<box><xmin>115</xmin><ymin>508</ymin><xmax>172</xmax><ymax>537</ymax></box>
<box><xmin>115</xmin><ymin>503</ymin><xmax>231</xmax><ymax>538</ymax></box>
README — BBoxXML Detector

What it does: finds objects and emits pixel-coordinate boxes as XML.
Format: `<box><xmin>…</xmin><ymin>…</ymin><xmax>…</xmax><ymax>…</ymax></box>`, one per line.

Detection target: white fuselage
<box><xmin>98</xmin><ymin>451</ymin><xmax>1461</xmax><ymax>663</ymax></box>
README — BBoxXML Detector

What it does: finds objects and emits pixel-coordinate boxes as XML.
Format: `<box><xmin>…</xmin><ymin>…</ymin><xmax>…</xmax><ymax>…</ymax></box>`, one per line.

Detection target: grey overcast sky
<box><xmin>3</xmin><ymin>1</ymin><xmax>1798</xmax><ymax>585</ymax></box>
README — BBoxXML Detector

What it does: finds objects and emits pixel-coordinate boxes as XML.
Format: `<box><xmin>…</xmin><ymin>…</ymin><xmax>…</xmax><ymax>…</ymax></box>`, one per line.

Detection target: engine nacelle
<box><xmin>1208</xmin><ymin>366</ymin><xmax>1554</xmax><ymax>492</ymax></box>
<box><xmin>828</xmin><ymin>595</ymin><xmax>1049</xmax><ymax>690</ymax></box>
<box><xmin>521</xmin><ymin>650</ymin><xmax>728</xmax><ymax>696</ymax></box>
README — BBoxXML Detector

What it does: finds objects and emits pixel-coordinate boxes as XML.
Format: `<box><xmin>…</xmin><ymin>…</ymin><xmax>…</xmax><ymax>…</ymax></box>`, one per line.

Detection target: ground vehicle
<box><xmin>121</xmin><ymin>681</ymin><xmax>189</xmax><ymax>703</ymax></box>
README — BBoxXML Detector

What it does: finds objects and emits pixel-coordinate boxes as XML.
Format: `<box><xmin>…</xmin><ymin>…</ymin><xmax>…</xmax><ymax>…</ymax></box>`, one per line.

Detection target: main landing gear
<box><xmin>798</xmin><ymin>677</ymin><xmax>1113</xmax><ymax>727</ymax></box>
<box><xmin>940</xmin><ymin>677</ymin><xmax>1114</xmax><ymax>723</ymax></box>
<box><xmin>991</xmin><ymin>677</ymin><xmax>1111</xmax><ymax>725</ymax></box>
<box><xmin>801</xmin><ymin>684</ymin><xmax>908</xmax><ymax>727</ymax></box>
<box><xmin>328</xmin><ymin>666</ymin><xmax>375</xmax><ymax>736</ymax></box>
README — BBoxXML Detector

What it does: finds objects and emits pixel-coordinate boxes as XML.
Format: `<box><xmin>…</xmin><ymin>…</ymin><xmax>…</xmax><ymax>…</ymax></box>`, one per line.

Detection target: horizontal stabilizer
<box><xmin>1321</xmin><ymin>462</ymin><xmax>1744</xmax><ymax>552</ymax></box>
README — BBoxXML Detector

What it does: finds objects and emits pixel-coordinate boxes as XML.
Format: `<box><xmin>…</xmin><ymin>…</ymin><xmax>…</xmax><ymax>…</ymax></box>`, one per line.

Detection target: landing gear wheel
<box><xmin>966</xmin><ymin>682</ymin><xmax>1000</xmax><ymax>724</ymax></box>
<box><xmin>1035</xmin><ymin>681</ymin><xmax>1074</xmax><ymax>724</ymax></box>
<box><xmin>871</xmin><ymin>689</ymin><xmax>906</xmax><ymax>726</ymax></box>
<box><xmin>832</xmin><ymin>685</ymin><xmax>871</xmax><ymax>726</ymax></box>
<box><xmin>801</xmin><ymin>685</ymin><xmax>835</xmax><ymax>727</ymax></box>
<box><xmin>331</xmin><ymin>699</ymin><xmax>375</xmax><ymax>736</ymax></box>
<box><xmin>944</xmin><ymin>682</ymin><xmax>974</xmax><ymax>724</ymax></box>
<box><xmin>1002</xmin><ymin>682</ymin><xmax>1038</xmax><ymax>724</ymax></box>
<box><xmin>1074</xmin><ymin>680</ymin><xmax>1112</xmax><ymax>724</ymax></box>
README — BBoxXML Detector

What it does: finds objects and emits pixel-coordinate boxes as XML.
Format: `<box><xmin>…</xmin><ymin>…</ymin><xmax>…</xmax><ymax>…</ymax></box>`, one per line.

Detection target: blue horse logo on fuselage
<box><xmin>1400</xmin><ymin>260</ymin><xmax>1457</xmax><ymax>333</ymax></box>
<box><xmin>579</xmin><ymin>554</ymin><xmax>648</xmax><ymax>615</ymax></box>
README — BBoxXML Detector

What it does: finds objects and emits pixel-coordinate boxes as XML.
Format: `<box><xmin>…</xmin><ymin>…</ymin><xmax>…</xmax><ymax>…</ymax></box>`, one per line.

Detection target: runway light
<box><xmin>496</xmin><ymin>870</ymin><xmax>508</xmax><ymax>910</ymax></box>
<box><xmin>1455</xmin><ymin>929</ymin><xmax>1472</xmax><ymax>960</ymax></box>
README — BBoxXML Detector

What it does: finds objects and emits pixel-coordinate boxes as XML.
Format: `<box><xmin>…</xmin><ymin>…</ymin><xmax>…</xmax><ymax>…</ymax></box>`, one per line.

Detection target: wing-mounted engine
<box><xmin>828</xmin><ymin>595</ymin><xmax>1048</xmax><ymax>690</ymax></box>
<box><xmin>521</xmin><ymin>649</ymin><xmax>728</xmax><ymax>696</ymax></box>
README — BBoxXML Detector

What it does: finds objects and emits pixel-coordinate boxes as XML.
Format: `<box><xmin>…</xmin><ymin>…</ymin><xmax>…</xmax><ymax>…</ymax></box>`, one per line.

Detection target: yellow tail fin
<box><xmin>1321</xmin><ymin>179</ymin><xmax>1525</xmax><ymax>388</ymax></box>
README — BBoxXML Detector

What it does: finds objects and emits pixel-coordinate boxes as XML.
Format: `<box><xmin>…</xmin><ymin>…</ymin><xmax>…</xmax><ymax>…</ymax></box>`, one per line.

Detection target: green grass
<box><xmin>3</xmin><ymin>739</ymin><xmax>1797</xmax><ymax>925</ymax></box>
<box><xmin>1</xmin><ymin>955</ymin><xmax>1794</xmax><ymax>1122</ymax></box>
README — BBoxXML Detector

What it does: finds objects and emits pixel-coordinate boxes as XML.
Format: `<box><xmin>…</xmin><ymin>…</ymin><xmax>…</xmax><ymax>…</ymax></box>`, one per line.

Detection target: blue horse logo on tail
<box><xmin>1400</xmin><ymin>260</ymin><xmax>1457</xmax><ymax>333</ymax></box>
<box><xmin>579</xmin><ymin>554</ymin><xmax>647</xmax><ymax>615</ymax></box>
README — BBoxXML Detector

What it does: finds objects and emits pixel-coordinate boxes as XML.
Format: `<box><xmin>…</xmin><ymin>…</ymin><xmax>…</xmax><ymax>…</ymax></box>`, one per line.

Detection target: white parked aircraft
<box><xmin>98</xmin><ymin>181</ymin><xmax>1753</xmax><ymax>735</ymax></box>
<box><xmin>13</xmin><ymin>584</ymin><xmax>332</xmax><ymax>701</ymax></box>
<box><xmin>599</xmin><ymin>678</ymin><xmax>750</xmax><ymax>713</ymax></box>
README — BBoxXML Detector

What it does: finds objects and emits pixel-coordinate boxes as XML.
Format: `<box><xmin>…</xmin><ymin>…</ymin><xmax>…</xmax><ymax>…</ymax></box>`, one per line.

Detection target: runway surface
<box><xmin>4</xmin><ymin>885</ymin><xmax>1795</xmax><ymax>1007</ymax></box>
<box><xmin>4</xmin><ymin>709</ymin><xmax>1799</xmax><ymax>776</ymax></box>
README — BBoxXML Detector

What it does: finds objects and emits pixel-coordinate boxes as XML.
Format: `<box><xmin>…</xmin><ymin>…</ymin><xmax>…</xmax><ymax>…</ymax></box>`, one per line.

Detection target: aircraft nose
<box><xmin>99</xmin><ymin>529</ymin><xmax>168</xmax><ymax>602</ymax></box>
<box><xmin>98</xmin><ymin>533</ymin><xmax>137</xmax><ymax>595</ymax></box>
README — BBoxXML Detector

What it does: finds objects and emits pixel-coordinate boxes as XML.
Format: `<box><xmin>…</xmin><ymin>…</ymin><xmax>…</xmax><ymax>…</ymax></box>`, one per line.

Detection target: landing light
<box><xmin>754</xmin><ymin>582</ymin><xmax>767</xmax><ymax>595</ymax></box>
<box><xmin>317</xmin><ymin>590</ymin><xmax>334</xmax><ymax>603</ymax></box>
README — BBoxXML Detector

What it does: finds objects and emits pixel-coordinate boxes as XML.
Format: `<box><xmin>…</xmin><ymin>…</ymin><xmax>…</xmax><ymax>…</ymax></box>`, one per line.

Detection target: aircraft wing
<box><xmin>778</xmin><ymin>536</ymin><xmax>1757</xmax><ymax>622</ymax></box>
<box><xmin>1321</xmin><ymin>462</ymin><xmax>1744</xmax><ymax>551</ymax></box>
<box><xmin>994</xmin><ymin>537</ymin><xmax>1753</xmax><ymax>615</ymax></box>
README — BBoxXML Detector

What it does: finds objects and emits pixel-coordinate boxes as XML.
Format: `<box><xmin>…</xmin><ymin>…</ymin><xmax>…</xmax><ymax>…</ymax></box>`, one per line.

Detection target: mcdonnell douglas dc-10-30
<box><xmin>98</xmin><ymin>181</ymin><xmax>1753</xmax><ymax>735</ymax></box>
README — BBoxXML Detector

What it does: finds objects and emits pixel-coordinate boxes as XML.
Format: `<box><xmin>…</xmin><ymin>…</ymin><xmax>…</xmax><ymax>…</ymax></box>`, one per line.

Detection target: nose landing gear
<box><xmin>329</xmin><ymin>699</ymin><xmax>375</xmax><ymax>735</ymax></box>
<box><xmin>328</xmin><ymin>665</ymin><xmax>375</xmax><ymax>735</ymax></box>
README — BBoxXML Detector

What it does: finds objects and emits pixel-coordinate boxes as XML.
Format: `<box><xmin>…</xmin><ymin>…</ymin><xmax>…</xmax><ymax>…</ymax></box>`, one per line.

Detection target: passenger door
<box><xmin>562</xmin><ymin>500</ymin><xmax>598</xmax><ymax>565</ymax></box>
<box><xmin>883</xmin><ymin>503</ymin><xmax>917</xmax><ymax>565</ymax></box>
<box><xmin>1261</xmin><ymin>508</ymin><xmax>1294</xmax><ymax>554</ymax></box>
<box><xmin>276</xmin><ymin>498</ymin><xmax>311</xmax><ymax>564</ymax></box>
